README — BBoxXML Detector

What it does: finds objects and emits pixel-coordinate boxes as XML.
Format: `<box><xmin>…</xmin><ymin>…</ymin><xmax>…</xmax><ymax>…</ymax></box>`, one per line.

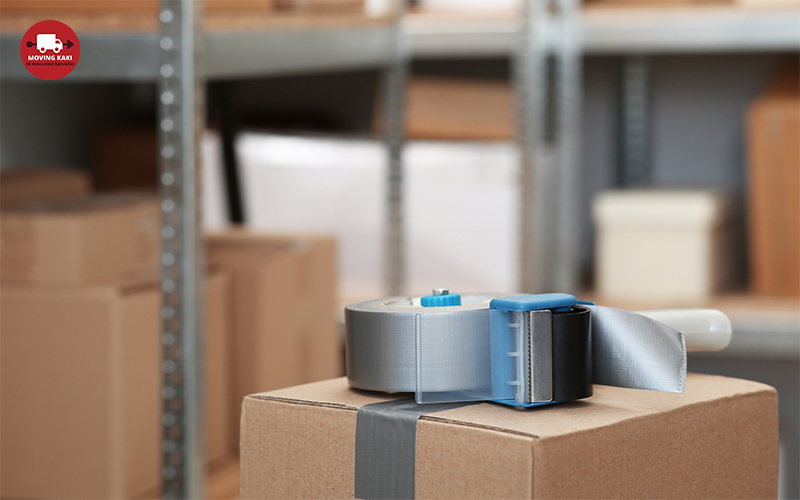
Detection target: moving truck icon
<box><xmin>36</xmin><ymin>34</ymin><xmax>63</xmax><ymax>53</ymax></box>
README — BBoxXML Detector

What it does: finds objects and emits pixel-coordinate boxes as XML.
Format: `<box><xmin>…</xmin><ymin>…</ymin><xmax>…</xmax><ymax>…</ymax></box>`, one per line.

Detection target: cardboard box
<box><xmin>380</xmin><ymin>77</ymin><xmax>515</xmax><ymax>140</ymax></box>
<box><xmin>0</xmin><ymin>271</ymin><xmax>233</xmax><ymax>499</ymax></box>
<box><xmin>746</xmin><ymin>61</ymin><xmax>800</xmax><ymax>297</ymax></box>
<box><xmin>1</xmin><ymin>277</ymin><xmax>162</xmax><ymax>499</ymax></box>
<box><xmin>93</xmin><ymin>126</ymin><xmax>158</xmax><ymax>192</ymax></box>
<box><xmin>205</xmin><ymin>271</ymin><xmax>235</xmax><ymax>466</ymax></box>
<box><xmin>274</xmin><ymin>0</ymin><xmax>364</xmax><ymax>12</ymax></box>
<box><xmin>1</xmin><ymin>168</ymin><xmax>91</xmax><ymax>207</ymax></box>
<box><xmin>206</xmin><ymin>230</ymin><xmax>341</xmax><ymax>445</ymax></box>
<box><xmin>241</xmin><ymin>374</ymin><xmax>778</xmax><ymax>499</ymax></box>
<box><xmin>91</xmin><ymin>127</ymin><xmax>229</xmax><ymax>230</ymax></box>
<box><xmin>0</xmin><ymin>1</ymin><xmax>273</xmax><ymax>15</ymax></box>
<box><xmin>0</xmin><ymin>192</ymin><xmax>160</xmax><ymax>284</ymax></box>
<box><xmin>593</xmin><ymin>190</ymin><xmax>738</xmax><ymax>301</ymax></box>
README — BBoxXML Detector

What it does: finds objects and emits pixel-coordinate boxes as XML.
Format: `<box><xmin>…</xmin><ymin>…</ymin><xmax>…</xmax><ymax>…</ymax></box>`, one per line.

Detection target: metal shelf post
<box><xmin>517</xmin><ymin>0</ymin><xmax>553</xmax><ymax>294</ymax></box>
<box><xmin>518</xmin><ymin>0</ymin><xmax>583</xmax><ymax>294</ymax></box>
<box><xmin>553</xmin><ymin>0</ymin><xmax>583</xmax><ymax>292</ymax></box>
<box><xmin>158</xmin><ymin>0</ymin><xmax>206</xmax><ymax>498</ymax></box>
<box><xmin>384</xmin><ymin>6</ymin><xmax>410</xmax><ymax>296</ymax></box>
<box><xmin>620</xmin><ymin>55</ymin><xmax>651</xmax><ymax>187</ymax></box>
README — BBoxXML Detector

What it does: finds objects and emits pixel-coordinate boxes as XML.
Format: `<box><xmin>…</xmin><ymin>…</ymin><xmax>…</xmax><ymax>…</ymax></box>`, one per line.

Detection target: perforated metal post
<box><xmin>517</xmin><ymin>0</ymin><xmax>553</xmax><ymax>293</ymax></box>
<box><xmin>518</xmin><ymin>0</ymin><xmax>582</xmax><ymax>294</ymax></box>
<box><xmin>384</xmin><ymin>5</ymin><xmax>409</xmax><ymax>296</ymax></box>
<box><xmin>620</xmin><ymin>55</ymin><xmax>650</xmax><ymax>187</ymax></box>
<box><xmin>552</xmin><ymin>0</ymin><xmax>582</xmax><ymax>293</ymax></box>
<box><xmin>157</xmin><ymin>1</ymin><xmax>206</xmax><ymax>498</ymax></box>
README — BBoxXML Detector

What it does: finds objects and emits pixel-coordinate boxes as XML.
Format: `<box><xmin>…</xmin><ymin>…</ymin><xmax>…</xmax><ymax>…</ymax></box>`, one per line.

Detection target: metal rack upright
<box><xmin>157</xmin><ymin>1</ymin><xmax>206</xmax><ymax>497</ymax></box>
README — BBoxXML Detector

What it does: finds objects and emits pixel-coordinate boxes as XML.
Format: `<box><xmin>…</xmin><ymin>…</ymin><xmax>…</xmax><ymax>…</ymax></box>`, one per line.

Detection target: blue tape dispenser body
<box><xmin>489</xmin><ymin>294</ymin><xmax>577</xmax><ymax>407</ymax></box>
<box><xmin>415</xmin><ymin>292</ymin><xmax>591</xmax><ymax>408</ymax></box>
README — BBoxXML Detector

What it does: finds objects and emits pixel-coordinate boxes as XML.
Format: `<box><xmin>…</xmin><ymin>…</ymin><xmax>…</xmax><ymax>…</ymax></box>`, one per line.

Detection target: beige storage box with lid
<box><xmin>593</xmin><ymin>190</ymin><xmax>737</xmax><ymax>301</ymax></box>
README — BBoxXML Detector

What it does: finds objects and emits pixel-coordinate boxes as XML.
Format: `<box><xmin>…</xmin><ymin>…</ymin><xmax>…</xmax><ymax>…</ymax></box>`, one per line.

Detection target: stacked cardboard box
<box><xmin>0</xmin><ymin>1</ymin><xmax>274</xmax><ymax>15</ymax></box>
<box><xmin>1</xmin><ymin>168</ymin><xmax>91</xmax><ymax>207</ymax></box>
<box><xmin>0</xmin><ymin>187</ymin><xmax>234</xmax><ymax>498</ymax></box>
<box><xmin>206</xmin><ymin>230</ymin><xmax>342</xmax><ymax>445</ymax></box>
<box><xmin>0</xmin><ymin>271</ymin><xmax>232</xmax><ymax>499</ymax></box>
<box><xmin>377</xmin><ymin>77</ymin><xmax>515</xmax><ymax>141</ymax></box>
<box><xmin>93</xmin><ymin>127</ymin><xmax>159</xmax><ymax>192</ymax></box>
<box><xmin>746</xmin><ymin>61</ymin><xmax>800</xmax><ymax>297</ymax></box>
<box><xmin>0</xmin><ymin>0</ymin><xmax>371</xmax><ymax>16</ymax></box>
<box><xmin>274</xmin><ymin>0</ymin><xmax>365</xmax><ymax>13</ymax></box>
<box><xmin>0</xmin><ymin>193</ymin><xmax>160</xmax><ymax>284</ymax></box>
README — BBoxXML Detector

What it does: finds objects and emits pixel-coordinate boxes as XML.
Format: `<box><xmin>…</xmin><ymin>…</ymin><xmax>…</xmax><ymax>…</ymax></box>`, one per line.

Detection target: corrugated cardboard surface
<box><xmin>746</xmin><ymin>61</ymin><xmax>800</xmax><ymax>297</ymax></box>
<box><xmin>206</xmin><ymin>230</ymin><xmax>341</xmax><ymax>446</ymax></box>
<box><xmin>0</xmin><ymin>271</ymin><xmax>233</xmax><ymax>499</ymax></box>
<box><xmin>1</xmin><ymin>279</ymin><xmax>161</xmax><ymax>499</ymax></box>
<box><xmin>274</xmin><ymin>0</ymin><xmax>363</xmax><ymax>12</ymax></box>
<box><xmin>206</xmin><ymin>271</ymin><xmax>235</xmax><ymax>466</ymax></box>
<box><xmin>93</xmin><ymin>126</ymin><xmax>158</xmax><ymax>192</ymax></box>
<box><xmin>240</xmin><ymin>374</ymin><xmax>778</xmax><ymax>499</ymax></box>
<box><xmin>0</xmin><ymin>193</ymin><xmax>160</xmax><ymax>284</ymax></box>
<box><xmin>0</xmin><ymin>168</ymin><xmax>91</xmax><ymax>207</ymax></box>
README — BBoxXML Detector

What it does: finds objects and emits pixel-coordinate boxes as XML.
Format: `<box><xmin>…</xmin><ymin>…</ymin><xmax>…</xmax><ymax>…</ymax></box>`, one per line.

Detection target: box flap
<box><xmin>1</xmin><ymin>191</ymin><xmax>156</xmax><ymax>215</ymax></box>
<box><xmin>206</xmin><ymin>227</ymin><xmax>335</xmax><ymax>248</ymax></box>
<box><xmin>247</xmin><ymin>373</ymin><xmax>774</xmax><ymax>439</ymax></box>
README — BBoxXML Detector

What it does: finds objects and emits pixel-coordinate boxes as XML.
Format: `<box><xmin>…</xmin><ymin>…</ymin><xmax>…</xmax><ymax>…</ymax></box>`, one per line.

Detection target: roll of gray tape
<box><xmin>345</xmin><ymin>294</ymin><xmax>497</xmax><ymax>393</ymax></box>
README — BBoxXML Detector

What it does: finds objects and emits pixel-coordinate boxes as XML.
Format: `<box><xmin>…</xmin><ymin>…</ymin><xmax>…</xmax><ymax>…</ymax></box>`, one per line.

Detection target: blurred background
<box><xmin>0</xmin><ymin>0</ymin><xmax>798</xmax><ymax>498</ymax></box>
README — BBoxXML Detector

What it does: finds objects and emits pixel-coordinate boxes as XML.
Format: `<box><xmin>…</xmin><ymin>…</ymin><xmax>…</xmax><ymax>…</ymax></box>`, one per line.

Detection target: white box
<box><xmin>593</xmin><ymin>190</ymin><xmax>737</xmax><ymax>301</ymax></box>
<box><xmin>236</xmin><ymin>133</ymin><xmax>519</xmax><ymax>298</ymax></box>
<box><xmin>415</xmin><ymin>0</ymin><xmax>521</xmax><ymax>12</ymax></box>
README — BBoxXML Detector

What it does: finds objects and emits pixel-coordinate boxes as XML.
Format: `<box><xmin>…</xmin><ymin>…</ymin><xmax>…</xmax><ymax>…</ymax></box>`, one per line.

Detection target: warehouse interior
<box><xmin>0</xmin><ymin>0</ymin><xmax>798</xmax><ymax>499</ymax></box>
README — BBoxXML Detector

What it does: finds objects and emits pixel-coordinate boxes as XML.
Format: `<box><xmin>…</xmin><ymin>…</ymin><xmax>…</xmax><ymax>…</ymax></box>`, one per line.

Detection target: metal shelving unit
<box><xmin>4</xmin><ymin>3</ymin><xmax>797</xmax><ymax>296</ymax></box>
<box><xmin>7</xmin><ymin>5</ymin><xmax>796</xmax><ymax>79</ymax></box>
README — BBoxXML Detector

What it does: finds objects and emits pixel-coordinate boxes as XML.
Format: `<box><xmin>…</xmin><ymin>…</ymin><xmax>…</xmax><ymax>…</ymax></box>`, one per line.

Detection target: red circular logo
<box><xmin>20</xmin><ymin>20</ymin><xmax>80</xmax><ymax>80</ymax></box>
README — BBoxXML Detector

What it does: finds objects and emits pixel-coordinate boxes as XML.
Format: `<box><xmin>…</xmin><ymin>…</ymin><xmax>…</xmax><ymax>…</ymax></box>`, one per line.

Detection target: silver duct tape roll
<box><xmin>345</xmin><ymin>295</ymin><xmax>498</xmax><ymax>393</ymax></box>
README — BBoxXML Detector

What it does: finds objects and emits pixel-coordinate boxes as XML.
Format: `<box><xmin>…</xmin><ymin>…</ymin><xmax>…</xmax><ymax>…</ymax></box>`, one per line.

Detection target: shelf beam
<box><xmin>0</xmin><ymin>23</ymin><xmax>394</xmax><ymax>82</ymax></box>
<box><xmin>2</xmin><ymin>6</ymin><xmax>795</xmax><ymax>82</ymax></box>
<box><xmin>408</xmin><ymin>7</ymin><xmax>800</xmax><ymax>58</ymax></box>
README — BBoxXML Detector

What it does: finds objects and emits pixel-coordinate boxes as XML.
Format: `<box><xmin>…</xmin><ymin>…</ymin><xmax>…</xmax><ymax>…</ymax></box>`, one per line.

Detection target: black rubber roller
<box><xmin>552</xmin><ymin>306</ymin><xmax>593</xmax><ymax>402</ymax></box>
